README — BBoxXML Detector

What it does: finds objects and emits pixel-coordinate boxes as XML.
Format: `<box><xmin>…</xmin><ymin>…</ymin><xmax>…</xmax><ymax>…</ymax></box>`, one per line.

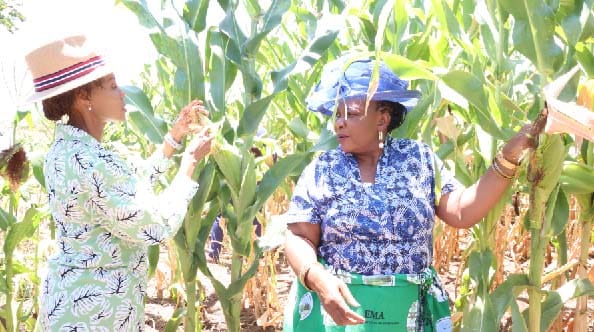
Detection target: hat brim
<box><xmin>309</xmin><ymin>89</ymin><xmax>422</xmax><ymax>116</ymax></box>
<box><xmin>21</xmin><ymin>65</ymin><xmax>113</xmax><ymax>104</ymax></box>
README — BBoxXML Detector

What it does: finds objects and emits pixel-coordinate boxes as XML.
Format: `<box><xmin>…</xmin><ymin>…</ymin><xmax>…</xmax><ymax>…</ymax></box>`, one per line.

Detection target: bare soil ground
<box><xmin>143</xmin><ymin>243</ymin><xmax>593</xmax><ymax>331</ymax></box>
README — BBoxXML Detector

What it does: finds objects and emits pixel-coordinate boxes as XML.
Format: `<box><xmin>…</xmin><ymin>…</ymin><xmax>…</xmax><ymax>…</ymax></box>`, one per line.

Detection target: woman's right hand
<box><xmin>307</xmin><ymin>267</ymin><xmax>365</xmax><ymax>326</ymax></box>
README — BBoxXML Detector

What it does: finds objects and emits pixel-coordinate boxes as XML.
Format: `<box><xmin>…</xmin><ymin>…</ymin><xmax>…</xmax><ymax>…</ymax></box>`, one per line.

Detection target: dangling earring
<box><xmin>88</xmin><ymin>103</ymin><xmax>92</xmax><ymax>112</ymax></box>
<box><xmin>378</xmin><ymin>131</ymin><xmax>384</xmax><ymax>149</ymax></box>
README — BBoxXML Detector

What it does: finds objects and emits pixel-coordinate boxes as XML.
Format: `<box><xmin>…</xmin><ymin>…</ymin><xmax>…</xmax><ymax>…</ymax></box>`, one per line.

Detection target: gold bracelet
<box><xmin>496</xmin><ymin>152</ymin><xmax>519</xmax><ymax>169</ymax></box>
<box><xmin>298</xmin><ymin>262</ymin><xmax>318</xmax><ymax>291</ymax></box>
<box><xmin>492</xmin><ymin>158</ymin><xmax>514</xmax><ymax>180</ymax></box>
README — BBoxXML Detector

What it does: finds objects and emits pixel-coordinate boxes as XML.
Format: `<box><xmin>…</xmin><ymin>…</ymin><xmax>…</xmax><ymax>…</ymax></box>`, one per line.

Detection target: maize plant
<box><xmin>120</xmin><ymin>0</ymin><xmax>338</xmax><ymax>330</ymax></box>
<box><xmin>1</xmin><ymin>0</ymin><xmax>593</xmax><ymax>330</ymax></box>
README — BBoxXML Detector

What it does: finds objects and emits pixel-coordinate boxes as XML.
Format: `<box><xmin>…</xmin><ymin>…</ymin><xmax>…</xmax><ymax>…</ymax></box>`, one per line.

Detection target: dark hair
<box><xmin>41</xmin><ymin>78</ymin><xmax>106</xmax><ymax>121</ymax></box>
<box><xmin>377</xmin><ymin>100</ymin><xmax>406</xmax><ymax>132</ymax></box>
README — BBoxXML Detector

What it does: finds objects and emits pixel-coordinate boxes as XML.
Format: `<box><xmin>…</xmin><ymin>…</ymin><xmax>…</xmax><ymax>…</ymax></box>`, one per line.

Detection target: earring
<box><xmin>88</xmin><ymin>103</ymin><xmax>92</xmax><ymax>112</ymax></box>
<box><xmin>379</xmin><ymin>131</ymin><xmax>384</xmax><ymax>149</ymax></box>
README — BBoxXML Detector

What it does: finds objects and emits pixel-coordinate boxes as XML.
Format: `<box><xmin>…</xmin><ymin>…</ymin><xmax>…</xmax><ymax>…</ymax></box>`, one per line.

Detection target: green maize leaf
<box><xmin>237</xmin><ymin>153</ymin><xmax>257</xmax><ymax>222</ymax></box>
<box><xmin>183</xmin><ymin>0</ymin><xmax>209</xmax><ymax>33</ymax></box>
<box><xmin>462</xmin><ymin>297</ymin><xmax>498</xmax><ymax>332</ymax></box>
<box><xmin>207</xmin><ymin>30</ymin><xmax>238</xmax><ymax>114</ymax></box>
<box><xmin>536</xmin><ymin>278</ymin><xmax>594</xmax><ymax>330</ymax></box>
<box><xmin>164</xmin><ymin>307</ymin><xmax>186</xmax><ymax>332</ymax></box>
<box><xmin>147</xmin><ymin>244</ymin><xmax>159</xmax><ymax>278</ymax></box>
<box><xmin>148</xmin><ymin>34</ymin><xmax>204</xmax><ymax>106</ymax></box>
<box><xmin>431</xmin><ymin>0</ymin><xmax>462</xmax><ymax>40</ymax></box>
<box><xmin>575</xmin><ymin>42</ymin><xmax>594</xmax><ymax>78</ymax></box>
<box><xmin>398</xmin><ymin>91</ymin><xmax>433</xmax><ymax>139</ymax></box>
<box><xmin>468</xmin><ymin>249</ymin><xmax>494</xmax><ymax>295</ymax></box>
<box><xmin>118</xmin><ymin>0</ymin><xmax>161</xmax><ymax>30</ymax></box>
<box><xmin>243</xmin><ymin>0</ymin><xmax>290</xmax><ymax>56</ymax></box>
<box><xmin>220</xmin><ymin>8</ymin><xmax>247</xmax><ymax>48</ymax></box>
<box><xmin>242</xmin><ymin>65</ymin><xmax>264</xmax><ymax>101</ymax></box>
<box><xmin>288</xmin><ymin>117</ymin><xmax>310</xmax><ymax>139</ymax></box>
<box><xmin>435</xmin><ymin>126</ymin><xmax>475</xmax><ymax>160</ymax></box>
<box><xmin>560</xmin><ymin>161</ymin><xmax>594</xmax><ymax>194</ymax></box>
<box><xmin>237</xmin><ymin>96</ymin><xmax>275</xmax><ymax>139</ymax></box>
<box><xmin>309</xmin><ymin>127</ymin><xmax>338</xmax><ymax>152</ymax></box>
<box><xmin>173</xmin><ymin>69</ymin><xmax>190</xmax><ymax>111</ymax></box>
<box><xmin>194</xmin><ymin>201</ymin><xmax>221</xmax><ymax>266</ymax></box>
<box><xmin>244</xmin><ymin>0</ymin><xmax>261</xmax><ymax>18</ymax></box>
<box><xmin>217</xmin><ymin>0</ymin><xmax>231</xmax><ymax>11</ymax></box>
<box><xmin>174</xmin><ymin>241</ymin><xmax>193</xmax><ymax>281</ymax></box>
<box><xmin>440</xmin><ymin>71</ymin><xmax>504</xmax><ymax>138</ymax></box>
<box><xmin>184</xmin><ymin>162</ymin><xmax>217</xmax><ymax>249</ymax></box>
<box><xmin>271</xmin><ymin>26</ymin><xmax>340</xmax><ymax>92</ymax></box>
<box><xmin>549</xmin><ymin>187</ymin><xmax>569</xmax><ymax>237</ymax></box>
<box><xmin>490</xmin><ymin>273</ymin><xmax>530</xmax><ymax>321</ymax></box>
<box><xmin>511</xmin><ymin>299</ymin><xmax>529</xmax><ymax>332</ymax></box>
<box><xmin>476</xmin><ymin>125</ymin><xmax>495</xmax><ymax>168</ymax></box>
<box><xmin>256</xmin><ymin>152</ymin><xmax>310</xmax><ymax>208</ymax></box>
<box><xmin>4</xmin><ymin>207</ymin><xmax>41</xmax><ymax>256</ymax></box>
<box><xmin>382</xmin><ymin>54</ymin><xmax>437</xmax><ymax>81</ymax></box>
<box><xmin>178</xmin><ymin>35</ymin><xmax>205</xmax><ymax>103</ymax></box>
<box><xmin>212</xmin><ymin>138</ymin><xmax>242</xmax><ymax>196</ymax></box>
<box><xmin>30</xmin><ymin>153</ymin><xmax>45</xmax><ymax>189</ymax></box>
<box><xmin>122</xmin><ymin>86</ymin><xmax>167</xmax><ymax>144</ymax></box>
<box><xmin>122</xmin><ymin>86</ymin><xmax>154</xmax><ymax>116</ymax></box>
<box><xmin>498</xmin><ymin>0</ymin><xmax>563</xmax><ymax>77</ymax></box>
<box><xmin>0</xmin><ymin>205</ymin><xmax>14</xmax><ymax>231</ymax></box>
<box><xmin>372</xmin><ymin>0</ymin><xmax>393</xmax><ymax>55</ymax></box>
<box><xmin>126</xmin><ymin>110</ymin><xmax>167</xmax><ymax>145</ymax></box>
<box><xmin>392</xmin><ymin>0</ymin><xmax>408</xmax><ymax>53</ymax></box>
<box><xmin>454</xmin><ymin>154</ymin><xmax>474</xmax><ymax>187</ymax></box>
<box><xmin>349</xmin><ymin>9</ymin><xmax>375</xmax><ymax>45</ymax></box>
<box><xmin>560</xmin><ymin>1</ymin><xmax>594</xmax><ymax>45</ymax></box>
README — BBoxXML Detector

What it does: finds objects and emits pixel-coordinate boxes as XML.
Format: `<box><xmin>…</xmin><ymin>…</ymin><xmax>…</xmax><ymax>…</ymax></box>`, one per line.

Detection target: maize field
<box><xmin>1</xmin><ymin>0</ymin><xmax>594</xmax><ymax>331</ymax></box>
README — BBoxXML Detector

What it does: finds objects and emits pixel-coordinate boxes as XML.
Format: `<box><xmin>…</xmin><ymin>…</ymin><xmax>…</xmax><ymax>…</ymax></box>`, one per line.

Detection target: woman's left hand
<box><xmin>170</xmin><ymin>100</ymin><xmax>209</xmax><ymax>141</ymax></box>
<box><xmin>501</xmin><ymin>110</ymin><xmax>547</xmax><ymax>164</ymax></box>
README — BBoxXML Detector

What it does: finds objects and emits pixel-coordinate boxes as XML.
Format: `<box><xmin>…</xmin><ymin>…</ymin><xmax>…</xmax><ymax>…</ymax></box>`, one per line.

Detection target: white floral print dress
<box><xmin>37</xmin><ymin>124</ymin><xmax>199</xmax><ymax>331</ymax></box>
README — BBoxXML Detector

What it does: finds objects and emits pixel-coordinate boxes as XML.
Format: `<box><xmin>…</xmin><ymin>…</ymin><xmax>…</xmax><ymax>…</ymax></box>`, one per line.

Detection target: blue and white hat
<box><xmin>306</xmin><ymin>55</ymin><xmax>421</xmax><ymax>116</ymax></box>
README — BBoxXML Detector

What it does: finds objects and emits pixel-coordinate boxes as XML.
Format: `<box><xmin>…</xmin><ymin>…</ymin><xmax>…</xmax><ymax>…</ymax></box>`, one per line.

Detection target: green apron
<box><xmin>283</xmin><ymin>266</ymin><xmax>452</xmax><ymax>332</ymax></box>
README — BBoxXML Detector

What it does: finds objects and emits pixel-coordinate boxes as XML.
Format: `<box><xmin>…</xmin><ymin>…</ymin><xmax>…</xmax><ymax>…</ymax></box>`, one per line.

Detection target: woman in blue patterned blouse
<box><xmin>283</xmin><ymin>55</ymin><xmax>544</xmax><ymax>332</ymax></box>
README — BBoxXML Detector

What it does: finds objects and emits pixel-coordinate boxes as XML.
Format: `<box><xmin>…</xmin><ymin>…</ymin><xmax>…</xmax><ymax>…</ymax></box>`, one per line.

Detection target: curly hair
<box><xmin>377</xmin><ymin>100</ymin><xmax>407</xmax><ymax>133</ymax></box>
<box><xmin>41</xmin><ymin>77</ymin><xmax>106</xmax><ymax>121</ymax></box>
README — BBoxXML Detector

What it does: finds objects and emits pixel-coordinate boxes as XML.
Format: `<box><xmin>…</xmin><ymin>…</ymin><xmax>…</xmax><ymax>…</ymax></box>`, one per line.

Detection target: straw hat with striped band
<box><xmin>24</xmin><ymin>34</ymin><xmax>112</xmax><ymax>103</ymax></box>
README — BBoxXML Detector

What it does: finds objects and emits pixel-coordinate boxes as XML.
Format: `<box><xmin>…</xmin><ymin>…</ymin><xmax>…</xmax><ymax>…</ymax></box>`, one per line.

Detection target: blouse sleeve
<box><xmin>80</xmin><ymin>149</ymin><xmax>199</xmax><ymax>245</ymax></box>
<box><xmin>283</xmin><ymin>159</ymin><xmax>324</xmax><ymax>224</ymax></box>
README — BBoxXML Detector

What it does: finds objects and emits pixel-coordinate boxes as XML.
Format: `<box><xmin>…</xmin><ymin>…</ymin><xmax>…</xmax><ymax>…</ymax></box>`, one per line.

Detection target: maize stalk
<box><xmin>526</xmin><ymin>133</ymin><xmax>567</xmax><ymax>332</ymax></box>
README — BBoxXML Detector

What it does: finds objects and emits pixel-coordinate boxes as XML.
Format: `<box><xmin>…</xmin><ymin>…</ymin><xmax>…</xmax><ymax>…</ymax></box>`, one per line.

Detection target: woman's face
<box><xmin>88</xmin><ymin>74</ymin><xmax>127</xmax><ymax>122</ymax></box>
<box><xmin>334</xmin><ymin>99</ymin><xmax>387</xmax><ymax>154</ymax></box>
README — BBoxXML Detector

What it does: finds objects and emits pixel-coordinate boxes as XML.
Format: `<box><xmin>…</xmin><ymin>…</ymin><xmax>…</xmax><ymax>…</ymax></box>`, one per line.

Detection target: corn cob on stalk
<box><xmin>526</xmin><ymin>133</ymin><xmax>567</xmax><ymax>331</ymax></box>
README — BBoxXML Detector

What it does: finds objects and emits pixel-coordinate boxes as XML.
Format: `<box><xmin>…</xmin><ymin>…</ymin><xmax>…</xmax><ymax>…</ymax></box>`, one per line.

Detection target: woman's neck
<box><xmin>67</xmin><ymin>113</ymin><xmax>105</xmax><ymax>142</ymax></box>
<box><xmin>354</xmin><ymin>148</ymin><xmax>383</xmax><ymax>183</ymax></box>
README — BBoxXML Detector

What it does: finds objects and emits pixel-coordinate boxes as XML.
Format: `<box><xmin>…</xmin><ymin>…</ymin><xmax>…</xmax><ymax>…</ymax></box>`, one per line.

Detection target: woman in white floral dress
<box><xmin>24</xmin><ymin>35</ymin><xmax>213</xmax><ymax>331</ymax></box>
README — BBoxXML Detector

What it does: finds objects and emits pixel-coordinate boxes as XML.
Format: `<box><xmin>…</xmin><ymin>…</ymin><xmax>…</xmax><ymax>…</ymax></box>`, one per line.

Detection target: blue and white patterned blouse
<box><xmin>284</xmin><ymin>137</ymin><xmax>461</xmax><ymax>275</ymax></box>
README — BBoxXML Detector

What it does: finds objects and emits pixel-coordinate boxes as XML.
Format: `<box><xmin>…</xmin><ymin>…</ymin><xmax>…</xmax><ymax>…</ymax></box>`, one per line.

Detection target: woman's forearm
<box><xmin>285</xmin><ymin>231</ymin><xmax>319</xmax><ymax>274</ymax></box>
